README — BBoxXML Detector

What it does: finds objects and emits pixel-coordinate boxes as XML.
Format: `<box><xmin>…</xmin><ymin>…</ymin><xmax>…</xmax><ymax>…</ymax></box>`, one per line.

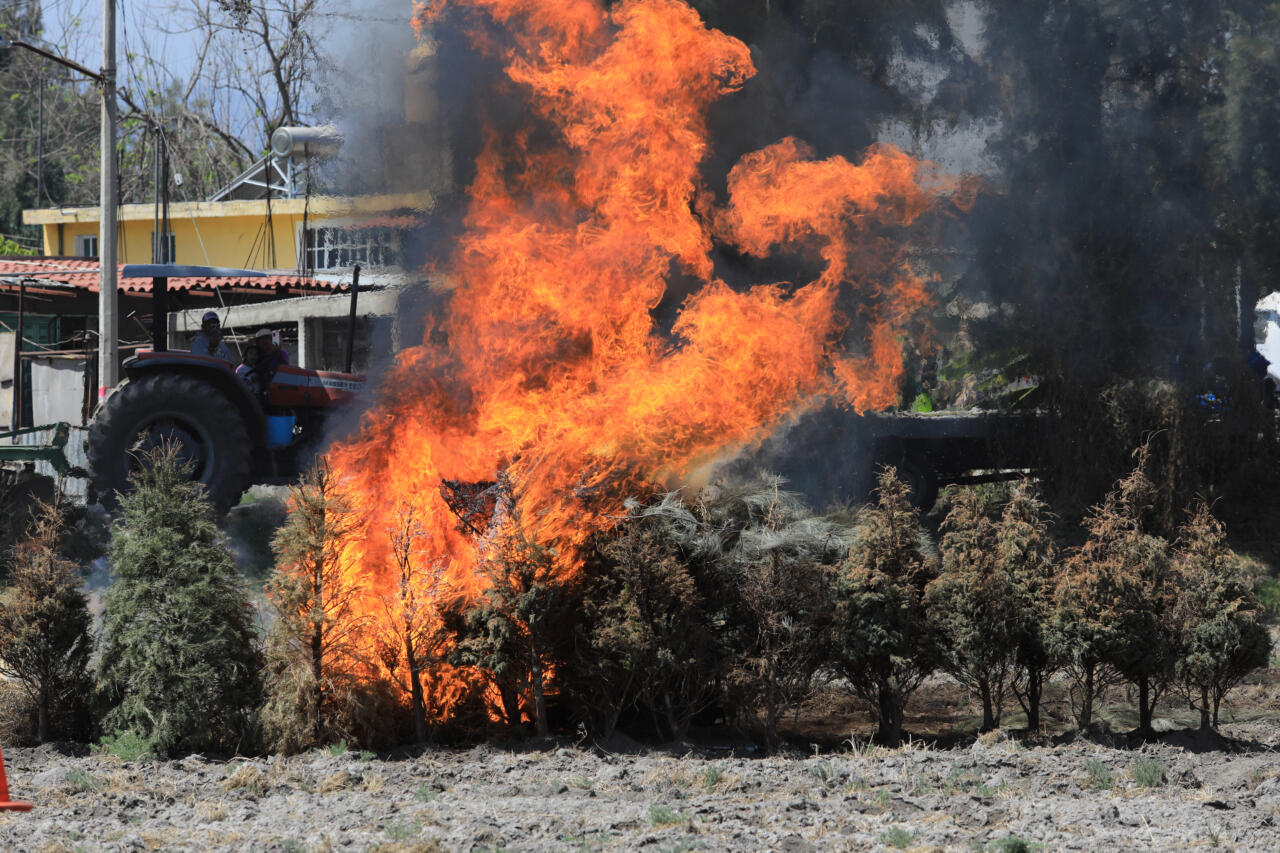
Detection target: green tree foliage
<box><xmin>450</xmin><ymin>492</ymin><xmax>571</xmax><ymax>738</ymax></box>
<box><xmin>263</xmin><ymin>461</ymin><xmax>389</xmax><ymax>752</ymax></box>
<box><xmin>1050</xmin><ymin>454</ymin><xmax>1177</xmax><ymax>735</ymax></box>
<box><xmin>994</xmin><ymin>480</ymin><xmax>1058</xmax><ymax>732</ymax></box>
<box><xmin>927</xmin><ymin>488</ymin><xmax>1019</xmax><ymax>732</ymax></box>
<box><xmin>830</xmin><ymin>468</ymin><xmax>939</xmax><ymax>745</ymax></box>
<box><xmin>1172</xmin><ymin>500</ymin><xmax>1272</xmax><ymax>731</ymax></box>
<box><xmin>571</xmin><ymin>514</ymin><xmax>718</xmax><ymax>741</ymax></box>
<box><xmin>96</xmin><ymin>446</ymin><xmax>261</xmax><ymax>756</ymax></box>
<box><xmin>0</xmin><ymin>496</ymin><xmax>92</xmax><ymax>742</ymax></box>
<box><xmin>638</xmin><ymin>478</ymin><xmax>849</xmax><ymax>752</ymax></box>
<box><xmin>0</xmin><ymin>236</ymin><xmax>34</xmax><ymax>255</ymax></box>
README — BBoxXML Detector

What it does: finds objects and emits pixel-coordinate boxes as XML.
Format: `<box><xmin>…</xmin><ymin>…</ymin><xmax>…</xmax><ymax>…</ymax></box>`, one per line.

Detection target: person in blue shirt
<box><xmin>190</xmin><ymin>311</ymin><xmax>233</xmax><ymax>362</ymax></box>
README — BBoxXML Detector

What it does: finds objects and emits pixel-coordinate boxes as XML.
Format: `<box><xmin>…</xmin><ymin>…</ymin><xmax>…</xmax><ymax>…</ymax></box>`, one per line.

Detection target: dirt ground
<box><xmin>3</xmin><ymin>669</ymin><xmax>1280</xmax><ymax>852</ymax></box>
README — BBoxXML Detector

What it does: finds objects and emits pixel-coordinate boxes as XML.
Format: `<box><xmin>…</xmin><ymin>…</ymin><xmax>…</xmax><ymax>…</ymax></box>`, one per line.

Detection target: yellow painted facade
<box><xmin>22</xmin><ymin>192</ymin><xmax>430</xmax><ymax>270</ymax></box>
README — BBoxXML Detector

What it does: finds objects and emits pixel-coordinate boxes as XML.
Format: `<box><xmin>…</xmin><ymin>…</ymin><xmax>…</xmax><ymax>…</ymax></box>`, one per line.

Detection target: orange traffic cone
<box><xmin>0</xmin><ymin>746</ymin><xmax>31</xmax><ymax>811</ymax></box>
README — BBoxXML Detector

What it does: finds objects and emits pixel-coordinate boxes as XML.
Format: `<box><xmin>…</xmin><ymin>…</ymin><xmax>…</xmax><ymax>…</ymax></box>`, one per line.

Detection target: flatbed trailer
<box><xmin>748</xmin><ymin>406</ymin><xmax>1044</xmax><ymax>511</ymax></box>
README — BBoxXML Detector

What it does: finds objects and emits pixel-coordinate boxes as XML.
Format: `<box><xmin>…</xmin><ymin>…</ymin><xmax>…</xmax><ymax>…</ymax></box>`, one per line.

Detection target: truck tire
<box><xmin>87</xmin><ymin>373</ymin><xmax>251</xmax><ymax>513</ymax></box>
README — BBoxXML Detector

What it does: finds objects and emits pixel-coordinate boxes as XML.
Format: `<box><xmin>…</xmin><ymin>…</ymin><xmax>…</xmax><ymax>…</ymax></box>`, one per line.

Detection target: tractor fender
<box><xmin>121</xmin><ymin>353</ymin><xmax>268</xmax><ymax>448</ymax></box>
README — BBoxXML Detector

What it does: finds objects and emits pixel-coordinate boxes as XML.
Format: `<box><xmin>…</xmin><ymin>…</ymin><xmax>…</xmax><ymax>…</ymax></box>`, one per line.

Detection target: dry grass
<box><xmin>640</xmin><ymin>762</ymin><xmax>697</xmax><ymax>791</ymax></box>
<box><xmin>318</xmin><ymin>770</ymin><xmax>352</xmax><ymax>794</ymax></box>
<box><xmin>221</xmin><ymin>763</ymin><xmax>266</xmax><ymax>797</ymax></box>
<box><xmin>195</xmin><ymin>801</ymin><xmax>229</xmax><ymax>821</ymax></box>
<box><xmin>362</xmin><ymin>772</ymin><xmax>387</xmax><ymax>794</ymax></box>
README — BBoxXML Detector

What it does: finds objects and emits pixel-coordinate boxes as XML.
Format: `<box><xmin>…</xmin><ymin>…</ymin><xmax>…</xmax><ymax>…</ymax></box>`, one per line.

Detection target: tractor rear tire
<box><xmin>87</xmin><ymin>373</ymin><xmax>251</xmax><ymax>514</ymax></box>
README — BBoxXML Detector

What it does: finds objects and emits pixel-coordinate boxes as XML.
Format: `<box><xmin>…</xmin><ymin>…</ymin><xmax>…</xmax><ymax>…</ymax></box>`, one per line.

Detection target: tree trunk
<box><xmin>530</xmin><ymin>655</ymin><xmax>549</xmax><ymax>738</ymax></box>
<box><xmin>663</xmin><ymin>693</ymin><xmax>687</xmax><ymax>743</ymax></box>
<box><xmin>764</xmin><ymin>662</ymin><xmax>780</xmax><ymax>753</ymax></box>
<box><xmin>1026</xmin><ymin>667</ymin><xmax>1043</xmax><ymax>732</ymax></box>
<box><xmin>500</xmin><ymin>685</ymin><xmax>522</xmax><ymax>736</ymax></box>
<box><xmin>311</xmin><ymin>621</ymin><xmax>324</xmax><ymax>744</ymax></box>
<box><xmin>1078</xmin><ymin>667</ymin><xmax>1094</xmax><ymax>731</ymax></box>
<box><xmin>312</xmin><ymin>559</ymin><xmax>324</xmax><ymax>744</ymax></box>
<box><xmin>1199</xmin><ymin>685</ymin><xmax>1211</xmax><ymax>731</ymax></box>
<box><xmin>876</xmin><ymin>685</ymin><xmax>903</xmax><ymax>746</ymax></box>
<box><xmin>1137</xmin><ymin>676</ymin><xmax>1152</xmax><ymax>735</ymax></box>
<box><xmin>37</xmin><ymin>685</ymin><xmax>49</xmax><ymax>743</ymax></box>
<box><xmin>404</xmin><ymin>629</ymin><xmax>427</xmax><ymax>745</ymax></box>
<box><xmin>979</xmin><ymin>680</ymin><xmax>995</xmax><ymax>732</ymax></box>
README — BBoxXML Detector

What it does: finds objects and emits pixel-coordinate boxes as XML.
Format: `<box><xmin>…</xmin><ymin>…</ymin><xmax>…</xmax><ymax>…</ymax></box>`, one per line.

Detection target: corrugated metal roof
<box><xmin>0</xmin><ymin>257</ymin><xmax>345</xmax><ymax>295</ymax></box>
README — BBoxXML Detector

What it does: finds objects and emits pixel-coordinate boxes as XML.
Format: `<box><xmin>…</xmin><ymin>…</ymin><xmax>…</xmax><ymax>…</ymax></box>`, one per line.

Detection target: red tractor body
<box><xmin>87</xmin><ymin>350</ymin><xmax>365</xmax><ymax>512</ymax></box>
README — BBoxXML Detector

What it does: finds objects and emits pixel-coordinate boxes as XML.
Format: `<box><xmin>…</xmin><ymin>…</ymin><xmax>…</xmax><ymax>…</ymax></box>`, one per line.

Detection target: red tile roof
<box><xmin>0</xmin><ymin>257</ymin><xmax>345</xmax><ymax>295</ymax></box>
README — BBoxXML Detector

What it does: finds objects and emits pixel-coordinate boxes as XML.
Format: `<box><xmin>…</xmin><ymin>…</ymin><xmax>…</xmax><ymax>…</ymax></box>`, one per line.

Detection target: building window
<box><xmin>150</xmin><ymin>232</ymin><xmax>176</xmax><ymax>263</ymax></box>
<box><xmin>302</xmin><ymin>227</ymin><xmax>398</xmax><ymax>271</ymax></box>
<box><xmin>75</xmin><ymin>235</ymin><xmax>98</xmax><ymax>258</ymax></box>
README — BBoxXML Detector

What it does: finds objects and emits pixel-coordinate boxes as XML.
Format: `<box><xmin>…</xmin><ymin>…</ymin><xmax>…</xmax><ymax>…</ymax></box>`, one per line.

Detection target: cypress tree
<box><xmin>927</xmin><ymin>488</ymin><xmax>1018</xmax><ymax>732</ymax></box>
<box><xmin>994</xmin><ymin>480</ymin><xmax>1058</xmax><ymax>732</ymax></box>
<box><xmin>0</xmin><ymin>496</ymin><xmax>93</xmax><ymax>742</ymax></box>
<box><xmin>1173</xmin><ymin>501</ymin><xmax>1272</xmax><ymax>731</ymax></box>
<box><xmin>830</xmin><ymin>468</ymin><xmax>940</xmax><ymax>745</ymax></box>
<box><xmin>96</xmin><ymin>446</ymin><xmax>261</xmax><ymax>756</ymax></box>
<box><xmin>262</xmin><ymin>461</ymin><xmax>382</xmax><ymax>752</ymax></box>
<box><xmin>572</xmin><ymin>517</ymin><xmax>718</xmax><ymax>742</ymax></box>
<box><xmin>1050</xmin><ymin>456</ymin><xmax>1176</xmax><ymax>735</ymax></box>
<box><xmin>450</xmin><ymin>492</ymin><xmax>571</xmax><ymax>738</ymax></box>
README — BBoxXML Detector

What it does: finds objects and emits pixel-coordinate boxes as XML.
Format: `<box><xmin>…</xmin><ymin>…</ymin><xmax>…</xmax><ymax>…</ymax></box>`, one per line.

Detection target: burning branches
<box><xmin>449</xmin><ymin>495</ymin><xmax>572</xmax><ymax>737</ymax></box>
<box><xmin>379</xmin><ymin>503</ymin><xmax>457</xmax><ymax>743</ymax></box>
<box><xmin>263</xmin><ymin>463</ymin><xmax>387</xmax><ymax>752</ymax></box>
<box><xmin>322</xmin><ymin>0</ymin><xmax>972</xmax><ymax>728</ymax></box>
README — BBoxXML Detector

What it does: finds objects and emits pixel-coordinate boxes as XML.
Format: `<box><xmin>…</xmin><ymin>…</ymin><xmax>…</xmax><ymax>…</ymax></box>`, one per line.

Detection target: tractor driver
<box><xmin>251</xmin><ymin>328</ymin><xmax>290</xmax><ymax>387</ymax></box>
<box><xmin>190</xmin><ymin>311</ymin><xmax>233</xmax><ymax>362</ymax></box>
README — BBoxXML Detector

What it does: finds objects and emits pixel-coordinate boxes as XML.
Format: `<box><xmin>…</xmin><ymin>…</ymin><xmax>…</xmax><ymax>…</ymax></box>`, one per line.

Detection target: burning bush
<box><xmin>262</xmin><ymin>463</ymin><xmax>400</xmax><ymax>753</ymax></box>
<box><xmin>447</xmin><ymin>489</ymin><xmax>575</xmax><ymax>739</ymax></box>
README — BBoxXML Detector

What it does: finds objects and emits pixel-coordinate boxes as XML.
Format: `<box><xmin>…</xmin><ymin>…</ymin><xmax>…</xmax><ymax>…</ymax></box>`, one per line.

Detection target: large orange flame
<box><xmin>325</xmin><ymin>0</ymin><xmax>968</xmax><ymax>720</ymax></box>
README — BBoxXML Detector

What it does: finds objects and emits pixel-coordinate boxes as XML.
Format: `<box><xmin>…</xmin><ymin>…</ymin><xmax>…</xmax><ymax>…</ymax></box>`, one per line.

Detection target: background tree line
<box><xmin>0</xmin><ymin>0</ymin><xmax>334</xmax><ymax>250</ymax></box>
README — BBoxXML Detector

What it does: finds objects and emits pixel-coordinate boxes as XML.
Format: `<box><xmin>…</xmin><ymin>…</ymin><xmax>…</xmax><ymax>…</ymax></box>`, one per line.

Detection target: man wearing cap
<box><xmin>251</xmin><ymin>327</ymin><xmax>290</xmax><ymax>387</ymax></box>
<box><xmin>191</xmin><ymin>311</ymin><xmax>233</xmax><ymax>362</ymax></box>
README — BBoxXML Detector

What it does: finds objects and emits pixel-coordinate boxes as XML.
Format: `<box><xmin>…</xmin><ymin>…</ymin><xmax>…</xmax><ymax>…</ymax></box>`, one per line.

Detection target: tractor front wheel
<box><xmin>87</xmin><ymin>373</ymin><xmax>251</xmax><ymax>513</ymax></box>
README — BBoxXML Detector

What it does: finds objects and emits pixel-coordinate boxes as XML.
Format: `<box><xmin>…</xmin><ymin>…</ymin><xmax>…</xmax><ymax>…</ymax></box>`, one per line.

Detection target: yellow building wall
<box><xmin>45</xmin><ymin>214</ymin><xmax>305</xmax><ymax>269</ymax></box>
<box><xmin>29</xmin><ymin>193</ymin><xmax>429</xmax><ymax>271</ymax></box>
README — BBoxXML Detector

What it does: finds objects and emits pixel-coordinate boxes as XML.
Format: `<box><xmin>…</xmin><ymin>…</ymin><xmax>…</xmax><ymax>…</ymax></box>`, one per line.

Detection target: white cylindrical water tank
<box><xmin>270</xmin><ymin>125</ymin><xmax>343</xmax><ymax>161</ymax></box>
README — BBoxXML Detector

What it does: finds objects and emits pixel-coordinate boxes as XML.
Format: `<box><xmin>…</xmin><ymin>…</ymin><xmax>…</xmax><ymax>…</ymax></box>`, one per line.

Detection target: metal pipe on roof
<box><xmin>11</xmin><ymin>277</ymin><xmax>24</xmax><ymax>431</ymax></box>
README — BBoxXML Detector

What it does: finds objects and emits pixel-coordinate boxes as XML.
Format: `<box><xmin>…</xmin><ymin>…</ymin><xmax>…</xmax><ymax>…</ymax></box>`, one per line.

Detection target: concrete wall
<box><xmin>168</xmin><ymin>285</ymin><xmax>410</xmax><ymax>372</ymax></box>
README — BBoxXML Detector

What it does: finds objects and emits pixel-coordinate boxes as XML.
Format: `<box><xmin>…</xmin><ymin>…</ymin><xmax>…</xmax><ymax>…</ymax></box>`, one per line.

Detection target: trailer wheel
<box><xmin>87</xmin><ymin>373</ymin><xmax>250</xmax><ymax>513</ymax></box>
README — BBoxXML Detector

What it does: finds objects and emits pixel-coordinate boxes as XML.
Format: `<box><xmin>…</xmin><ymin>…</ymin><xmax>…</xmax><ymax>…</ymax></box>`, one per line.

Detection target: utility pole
<box><xmin>99</xmin><ymin>0</ymin><xmax>118</xmax><ymax>395</ymax></box>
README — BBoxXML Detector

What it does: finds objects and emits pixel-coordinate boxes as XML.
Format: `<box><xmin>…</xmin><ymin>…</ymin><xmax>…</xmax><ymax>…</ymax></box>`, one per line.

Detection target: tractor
<box><xmin>84</xmin><ymin>264</ymin><xmax>366</xmax><ymax>512</ymax></box>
